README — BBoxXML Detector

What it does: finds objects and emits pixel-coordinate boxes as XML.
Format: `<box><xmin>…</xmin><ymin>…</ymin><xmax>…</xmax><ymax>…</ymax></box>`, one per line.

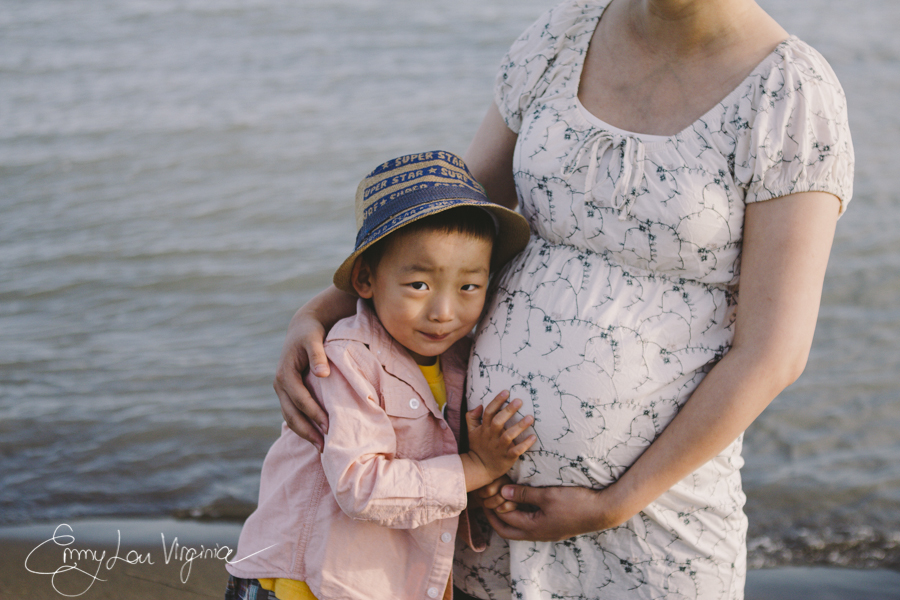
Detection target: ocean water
<box><xmin>2</xmin><ymin>0</ymin><xmax>898</xmax><ymax>571</ymax></box>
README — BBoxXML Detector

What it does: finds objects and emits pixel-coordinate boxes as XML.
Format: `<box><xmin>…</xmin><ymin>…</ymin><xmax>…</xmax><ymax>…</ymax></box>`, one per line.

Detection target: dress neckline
<box><xmin>574</xmin><ymin>97</ymin><xmax>670</xmax><ymax>143</ymax></box>
<box><xmin>572</xmin><ymin>0</ymin><xmax>796</xmax><ymax>142</ymax></box>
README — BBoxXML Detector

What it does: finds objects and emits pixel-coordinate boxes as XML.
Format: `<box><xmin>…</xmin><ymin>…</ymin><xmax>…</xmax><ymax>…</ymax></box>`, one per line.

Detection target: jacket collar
<box><xmin>329</xmin><ymin>300</ymin><xmax>470</xmax><ymax>419</ymax></box>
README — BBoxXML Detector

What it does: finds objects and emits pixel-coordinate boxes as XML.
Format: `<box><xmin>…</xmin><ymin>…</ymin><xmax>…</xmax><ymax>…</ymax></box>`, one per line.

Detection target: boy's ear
<box><xmin>350</xmin><ymin>258</ymin><xmax>375</xmax><ymax>299</ymax></box>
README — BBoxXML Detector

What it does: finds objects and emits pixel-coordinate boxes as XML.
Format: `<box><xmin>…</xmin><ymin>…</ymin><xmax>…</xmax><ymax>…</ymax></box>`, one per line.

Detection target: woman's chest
<box><xmin>513</xmin><ymin>102</ymin><xmax>747</xmax><ymax>282</ymax></box>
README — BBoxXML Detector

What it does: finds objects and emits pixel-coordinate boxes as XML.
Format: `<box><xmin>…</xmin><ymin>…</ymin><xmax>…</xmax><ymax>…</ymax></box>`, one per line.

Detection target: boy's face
<box><xmin>351</xmin><ymin>228</ymin><xmax>492</xmax><ymax>365</ymax></box>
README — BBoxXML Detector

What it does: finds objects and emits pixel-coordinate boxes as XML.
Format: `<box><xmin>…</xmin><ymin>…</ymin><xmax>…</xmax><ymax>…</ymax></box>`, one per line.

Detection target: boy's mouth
<box><xmin>420</xmin><ymin>331</ymin><xmax>450</xmax><ymax>342</ymax></box>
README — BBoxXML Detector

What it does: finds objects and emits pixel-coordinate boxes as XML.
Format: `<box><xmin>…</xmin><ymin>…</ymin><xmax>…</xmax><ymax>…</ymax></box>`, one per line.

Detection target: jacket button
<box><xmin>441</xmin><ymin>532</ymin><xmax>452</xmax><ymax>543</ymax></box>
<box><xmin>427</xmin><ymin>587</ymin><xmax>439</xmax><ymax>598</ymax></box>
<box><xmin>439</xmin><ymin>421</ymin><xmax>448</xmax><ymax>430</ymax></box>
<box><xmin>409</xmin><ymin>398</ymin><xmax>420</xmax><ymax>409</ymax></box>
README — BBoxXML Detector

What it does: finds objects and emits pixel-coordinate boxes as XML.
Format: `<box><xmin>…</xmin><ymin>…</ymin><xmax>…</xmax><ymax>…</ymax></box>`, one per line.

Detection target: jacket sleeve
<box><xmin>312</xmin><ymin>341</ymin><xmax>467</xmax><ymax>529</ymax></box>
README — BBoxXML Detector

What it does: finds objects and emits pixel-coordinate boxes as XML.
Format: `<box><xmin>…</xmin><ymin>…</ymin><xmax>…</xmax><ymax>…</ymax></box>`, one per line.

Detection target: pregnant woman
<box><xmin>274</xmin><ymin>0</ymin><xmax>853</xmax><ymax>598</ymax></box>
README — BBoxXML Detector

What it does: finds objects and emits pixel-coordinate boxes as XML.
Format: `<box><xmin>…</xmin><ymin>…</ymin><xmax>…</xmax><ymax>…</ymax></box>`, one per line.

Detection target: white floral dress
<box><xmin>454</xmin><ymin>1</ymin><xmax>854</xmax><ymax>599</ymax></box>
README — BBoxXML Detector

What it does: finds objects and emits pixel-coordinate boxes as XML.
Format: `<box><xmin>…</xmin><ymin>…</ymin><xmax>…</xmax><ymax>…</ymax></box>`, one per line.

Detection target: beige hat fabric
<box><xmin>333</xmin><ymin>150</ymin><xmax>531</xmax><ymax>294</ymax></box>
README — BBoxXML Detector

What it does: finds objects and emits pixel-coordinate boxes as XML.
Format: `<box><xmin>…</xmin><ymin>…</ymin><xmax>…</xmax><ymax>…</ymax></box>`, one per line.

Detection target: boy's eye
<box><xmin>461</xmin><ymin>284</ymin><xmax>480</xmax><ymax>291</ymax></box>
<box><xmin>409</xmin><ymin>282</ymin><xmax>428</xmax><ymax>291</ymax></box>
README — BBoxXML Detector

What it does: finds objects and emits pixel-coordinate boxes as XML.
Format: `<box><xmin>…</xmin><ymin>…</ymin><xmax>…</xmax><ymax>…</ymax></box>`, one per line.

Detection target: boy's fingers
<box><xmin>482</xmin><ymin>480</ymin><xmax>503</xmax><ymax>498</ymax></box>
<box><xmin>488</xmin><ymin>397</ymin><xmax>522</xmax><ymax>429</ymax></box>
<box><xmin>502</xmin><ymin>415</ymin><xmax>534</xmax><ymax>442</ymax></box>
<box><xmin>507</xmin><ymin>434</ymin><xmax>536</xmax><ymax>458</ymax></box>
<box><xmin>482</xmin><ymin>494</ymin><xmax>506</xmax><ymax>510</ymax></box>
<box><xmin>482</xmin><ymin>390</ymin><xmax>511</xmax><ymax>420</ymax></box>
<box><xmin>465</xmin><ymin>405</ymin><xmax>484</xmax><ymax>432</ymax></box>
<box><xmin>494</xmin><ymin>500</ymin><xmax>519</xmax><ymax>514</ymax></box>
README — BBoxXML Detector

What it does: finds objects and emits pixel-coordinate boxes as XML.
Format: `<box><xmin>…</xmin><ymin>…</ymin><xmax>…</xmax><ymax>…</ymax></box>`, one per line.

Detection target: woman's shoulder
<box><xmin>742</xmin><ymin>36</ymin><xmax>847</xmax><ymax>108</ymax></box>
<box><xmin>496</xmin><ymin>0</ymin><xmax>607</xmax><ymax>130</ymax></box>
<box><xmin>727</xmin><ymin>35</ymin><xmax>851</xmax><ymax>144</ymax></box>
<box><xmin>730</xmin><ymin>36</ymin><xmax>854</xmax><ymax>211</ymax></box>
<box><xmin>506</xmin><ymin>0</ymin><xmax>607</xmax><ymax>59</ymax></box>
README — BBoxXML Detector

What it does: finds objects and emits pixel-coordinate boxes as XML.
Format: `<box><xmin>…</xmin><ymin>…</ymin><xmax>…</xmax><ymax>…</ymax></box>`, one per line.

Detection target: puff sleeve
<box><xmin>734</xmin><ymin>39</ymin><xmax>855</xmax><ymax>215</ymax></box>
<box><xmin>494</xmin><ymin>0</ymin><xmax>597</xmax><ymax>133</ymax></box>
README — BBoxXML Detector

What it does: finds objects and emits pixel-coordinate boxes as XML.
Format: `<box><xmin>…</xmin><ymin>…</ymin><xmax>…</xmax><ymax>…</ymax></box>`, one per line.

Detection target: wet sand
<box><xmin>2</xmin><ymin>519</ymin><xmax>898</xmax><ymax>600</ymax></box>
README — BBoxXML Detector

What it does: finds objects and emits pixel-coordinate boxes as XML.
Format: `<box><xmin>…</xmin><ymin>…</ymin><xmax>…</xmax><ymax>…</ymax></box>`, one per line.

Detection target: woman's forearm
<box><xmin>602</xmin><ymin>345</ymin><xmax>800</xmax><ymax>528</ymax></box>
<box><xmin>600</xmin><ymin>191</ymin><xmax>840</xmax><ymax>529</ymax></box>
<box><xmin>295</xmin><ymin>285</ymin><xmax>357</xmax><ymax>336</ymax></box>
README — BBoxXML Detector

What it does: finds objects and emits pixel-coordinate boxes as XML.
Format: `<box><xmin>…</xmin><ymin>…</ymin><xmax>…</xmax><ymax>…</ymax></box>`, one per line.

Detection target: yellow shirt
<box><xmin>418</xmin><ymin>357</ymin><xmax>447</xmax><ymax>411</ymax></box>
<box><xmin>258</xmin><ymin>578</ymin><xmax>317</xmax><ymax>600</ymax></box>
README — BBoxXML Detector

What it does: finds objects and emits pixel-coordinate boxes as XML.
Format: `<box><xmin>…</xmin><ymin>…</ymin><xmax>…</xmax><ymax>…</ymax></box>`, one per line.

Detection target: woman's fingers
<box><xmin>478</xmin><ymin>475</ymin><xmax>517</xmax><ymax>511</ymax></box>
<box><xmin>500</xmin><ymin>483</ymin><xmax>543</xmax><ymax>506</ymax></box>
<box><xmin>476</xmin><ymin>476</ymin><xmax>505</xmax><ymax>499</ymax></box>
<box><xmin>482</xmin><ymin>495</ymin><xmax>519</xmax><ymax>513</ymax></box>
<box><xmin>274</xmin><ymin>367</ymin><xmax>328</xmax><ymax>451</ymax></box>
<box><xmin>305</xmin><ymin>342</ymin><xmax>331</xmax><ymax>378</ymax></box>
<box><xmin>487</xmin><ymin>485</ymin><xmax>616</xmax><ymax>542</ymax></box>
<box><xmin>274</xmin><ymin>313</ymin><xmax>333</xmax><ymax>442</ymax></box>
<box><xmin>483</xmin><ymin>507</ymin><xmax>531</xmax><ymax>541</ymax></box>
<box><xmin>274</xmin><ymin>326</ymin><xmax>332</xmax><ymax>446</ymax></box>
<box><xmin>484</xmin><ymin>487</ymin><xmax>560</xmax><ymax>541</ymax></box>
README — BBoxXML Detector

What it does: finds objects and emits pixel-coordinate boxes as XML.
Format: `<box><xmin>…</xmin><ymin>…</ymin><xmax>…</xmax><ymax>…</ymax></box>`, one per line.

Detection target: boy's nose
<box><xmin>428</xmin><ymin>295</ymin><xmax>454</xmax><ymax>322</ymax></box>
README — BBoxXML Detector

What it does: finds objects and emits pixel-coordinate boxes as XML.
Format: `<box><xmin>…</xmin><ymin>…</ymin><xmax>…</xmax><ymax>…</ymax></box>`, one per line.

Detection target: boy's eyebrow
<box><xmin>399</xmin><ymin>263</ymin><xmax>434</xmax><ymax>273</ymax></box>
<box><xmin>398</xmin><ymin>264</ymin><xmax>489</xmax><ymax>275</ymax></box>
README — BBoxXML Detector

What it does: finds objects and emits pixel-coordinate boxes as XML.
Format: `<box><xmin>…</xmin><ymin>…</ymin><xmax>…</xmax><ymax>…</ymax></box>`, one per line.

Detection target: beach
<box><xmin>3</xmin><ymin>519</ymin><xmax>900</xmax><ymax>600</ymax></box>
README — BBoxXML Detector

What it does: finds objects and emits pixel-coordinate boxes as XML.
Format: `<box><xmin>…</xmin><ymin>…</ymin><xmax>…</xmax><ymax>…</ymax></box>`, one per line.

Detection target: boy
<box><xmin>226</xmin><ymin>151</ymin><xmax>534</xmax><ymax>600</ymax></box>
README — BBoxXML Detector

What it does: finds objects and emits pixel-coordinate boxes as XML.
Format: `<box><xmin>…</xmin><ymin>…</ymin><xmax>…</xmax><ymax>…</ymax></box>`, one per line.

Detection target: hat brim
<box><xmin>333</xmin><ymin>200</ymin><xmax>531</xmax><ymax>294</ymax></box>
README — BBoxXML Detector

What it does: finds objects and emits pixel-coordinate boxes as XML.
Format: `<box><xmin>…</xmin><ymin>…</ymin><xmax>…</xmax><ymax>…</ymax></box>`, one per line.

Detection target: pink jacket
<box><xmin>227</xmin><ymin>300</ymin><xmax>480</xmax><ymax>600</ymax></box>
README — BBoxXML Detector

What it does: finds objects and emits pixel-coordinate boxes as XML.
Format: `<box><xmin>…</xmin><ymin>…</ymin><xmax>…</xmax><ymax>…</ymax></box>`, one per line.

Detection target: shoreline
<box><xmin>2</xmin><ymin>518</ymin><xmax>899</xmax><ymax>600</ymax></box>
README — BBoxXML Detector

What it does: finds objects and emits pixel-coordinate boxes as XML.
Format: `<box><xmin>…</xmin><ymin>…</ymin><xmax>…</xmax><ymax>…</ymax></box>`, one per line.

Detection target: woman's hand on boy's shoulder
<box><xmin>274</xmin><ymin>305</ymin><xmax>333</xmax><ymax>452</ymax></box>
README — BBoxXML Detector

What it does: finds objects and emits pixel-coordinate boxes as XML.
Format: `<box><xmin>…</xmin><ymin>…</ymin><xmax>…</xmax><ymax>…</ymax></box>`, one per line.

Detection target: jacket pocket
<box><xmin>381</xmin><ymin>380</ymin><xmax>434</xmax><ymax>460</ymax></box>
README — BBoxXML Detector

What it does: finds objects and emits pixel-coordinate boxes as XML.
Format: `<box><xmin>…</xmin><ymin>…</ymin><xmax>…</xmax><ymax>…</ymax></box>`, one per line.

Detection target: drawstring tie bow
<box><xmin>561</xmin><ymin>130</ymin><xmax>645</xmax><ymax>221</ymax></box>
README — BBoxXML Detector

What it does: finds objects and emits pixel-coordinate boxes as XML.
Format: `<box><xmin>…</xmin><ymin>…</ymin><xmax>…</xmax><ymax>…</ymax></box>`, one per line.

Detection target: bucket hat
<box><xmin>333</xmin><ymin>150</ymin><xmax>531</xmax><ymax>294</ymax></box>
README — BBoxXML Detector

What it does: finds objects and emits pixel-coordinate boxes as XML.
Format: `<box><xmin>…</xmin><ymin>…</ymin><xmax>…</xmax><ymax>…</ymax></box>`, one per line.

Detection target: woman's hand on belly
<box><xmin>482</xmin><ymin>484</ymin><xmax>626</xmax><ymax>542</ymax></box>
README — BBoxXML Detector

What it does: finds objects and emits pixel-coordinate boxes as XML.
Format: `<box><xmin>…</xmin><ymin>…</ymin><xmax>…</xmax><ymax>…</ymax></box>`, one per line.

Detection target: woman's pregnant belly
<box><xmin>468</xmin><ymin>236</ymin><xmax>737</xmax><ymax>488</ymax></box>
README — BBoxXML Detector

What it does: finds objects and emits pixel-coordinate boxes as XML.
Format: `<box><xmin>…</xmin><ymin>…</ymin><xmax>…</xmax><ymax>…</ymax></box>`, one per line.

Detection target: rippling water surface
<box><xmin>2</xmin><ymin>0</ymin><xmax>898</xmax><ymax>570</ymax></box>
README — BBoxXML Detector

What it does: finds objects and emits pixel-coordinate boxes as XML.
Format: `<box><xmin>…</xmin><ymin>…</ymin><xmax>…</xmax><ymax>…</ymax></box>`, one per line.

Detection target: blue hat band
<box><xmin>355</xmin><ymin>183</ymin><xmax>489</xmax><ymax>249</ymax></box>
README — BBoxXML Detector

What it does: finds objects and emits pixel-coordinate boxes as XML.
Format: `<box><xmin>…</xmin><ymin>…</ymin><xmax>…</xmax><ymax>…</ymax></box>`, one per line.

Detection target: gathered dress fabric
<box><xmin>453</xmin><ymin>1</ymin><xmax>854</xmax><ymax>599</ymax></box>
